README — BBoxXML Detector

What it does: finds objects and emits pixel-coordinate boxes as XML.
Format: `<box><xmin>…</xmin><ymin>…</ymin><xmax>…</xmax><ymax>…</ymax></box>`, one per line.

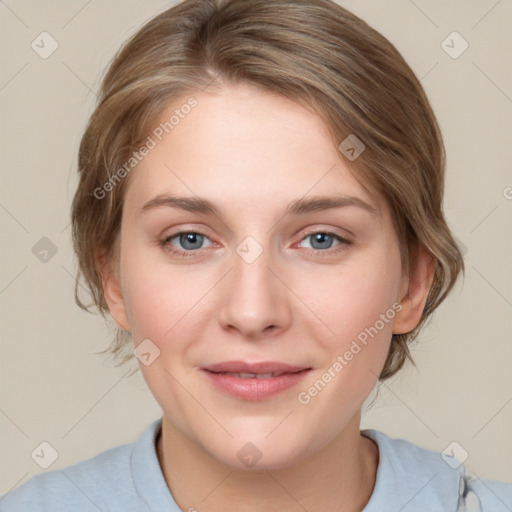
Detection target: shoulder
<box><xmin>0</xmin><ymin>420</ymin><xmax>163</xmax><ymax>512</ymax></box>
<box><xmin>462</xmin><ymin>477</ymin><xmax>512</xmax><ymax>512</ymax></box>
<box><xmin>0</xmin><ymin>443</ymin><xmax>134</xmax><ymax>512</ymax></box>
<box><xmin>362</xmin><ymin>429</ymin><xmax>512</xmax><ymax>512</ymax></box>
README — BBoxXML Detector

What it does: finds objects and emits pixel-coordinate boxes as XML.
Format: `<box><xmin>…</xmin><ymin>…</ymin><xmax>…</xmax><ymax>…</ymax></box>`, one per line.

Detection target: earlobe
<box><xmin>95</xmin><ymin>250</ymin><xmax>131</xmax><ymax>332</ymax></box>
<box><xmin>392</xmin><ymin>248</ymin><xmax>435</xmax><ymax>335</ymax></box>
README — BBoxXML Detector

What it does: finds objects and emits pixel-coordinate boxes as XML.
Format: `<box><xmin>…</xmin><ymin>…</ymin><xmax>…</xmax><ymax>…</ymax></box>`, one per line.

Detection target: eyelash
<box><xmin>159</xmin><ymin>230</ymin><xmax>352</xmax><ymax>258</ymax></box>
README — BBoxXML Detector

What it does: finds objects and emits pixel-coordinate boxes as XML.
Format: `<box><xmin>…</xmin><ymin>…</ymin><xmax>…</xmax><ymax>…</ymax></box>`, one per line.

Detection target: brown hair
<box><xmin>71</xmin><ymin>0</ymin><xmax>464</xmax><ymax>380</ymax></box>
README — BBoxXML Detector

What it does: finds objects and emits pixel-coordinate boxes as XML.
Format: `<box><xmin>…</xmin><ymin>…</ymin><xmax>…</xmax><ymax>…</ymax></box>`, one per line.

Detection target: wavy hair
<box><xmin>71</xmin><ymin>0</ymin><xmax>464</xmax><ymax>379</ymax></box>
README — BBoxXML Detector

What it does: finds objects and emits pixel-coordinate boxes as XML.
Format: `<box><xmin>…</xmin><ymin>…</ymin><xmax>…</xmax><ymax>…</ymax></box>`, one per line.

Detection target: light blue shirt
<box><xmin>1</xmin><ymin>419</ymin><xmax>511</xmax><ymax>511</ymax></box>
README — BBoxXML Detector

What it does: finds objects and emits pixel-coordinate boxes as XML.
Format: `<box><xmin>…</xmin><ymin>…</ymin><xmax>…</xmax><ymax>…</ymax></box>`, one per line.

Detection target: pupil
<box><xmin>181</xmin><ymin>233</ymin><xmax>202</xmax><ymax>250</ymax></box>
<box><xmin>312</xmin><ymin>233</ymin><xmax>332</xmax><ymax>249</ymax></box>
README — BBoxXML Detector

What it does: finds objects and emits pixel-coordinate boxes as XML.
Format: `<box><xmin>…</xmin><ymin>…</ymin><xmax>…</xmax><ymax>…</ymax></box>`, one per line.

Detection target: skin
<box><xmin>102</xmin><ymin>82</ymin><xmax>434</xmax><ymax>511</ymax></box>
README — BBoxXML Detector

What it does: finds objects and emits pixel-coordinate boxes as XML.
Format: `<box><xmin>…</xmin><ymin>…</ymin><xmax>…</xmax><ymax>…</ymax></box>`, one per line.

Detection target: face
<box><xmin>105</xmin><ymin>83</ymin><xmax>419</xmax><ymax>470</ymax></box>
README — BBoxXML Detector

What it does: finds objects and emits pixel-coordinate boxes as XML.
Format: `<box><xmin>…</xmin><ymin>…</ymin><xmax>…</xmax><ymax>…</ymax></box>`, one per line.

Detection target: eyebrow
<box><xmin>139</xmin><ymin>193</ymin><xmax>377</xmax><ymax>217</ymax></box>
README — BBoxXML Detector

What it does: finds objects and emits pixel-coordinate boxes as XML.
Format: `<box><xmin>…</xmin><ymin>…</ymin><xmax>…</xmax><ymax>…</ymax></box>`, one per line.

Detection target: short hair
<box><xmin>71</xmin><ymin>0</ymin><xmax>464</xmax><ymax>380</ymax></box>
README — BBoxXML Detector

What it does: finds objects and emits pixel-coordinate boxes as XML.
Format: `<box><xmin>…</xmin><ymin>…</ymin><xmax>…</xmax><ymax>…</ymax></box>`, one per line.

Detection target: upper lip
<box><xmin>203</xmin><ymin>361</ymin><xmax>310</xmax><ymax>374</ymax></box>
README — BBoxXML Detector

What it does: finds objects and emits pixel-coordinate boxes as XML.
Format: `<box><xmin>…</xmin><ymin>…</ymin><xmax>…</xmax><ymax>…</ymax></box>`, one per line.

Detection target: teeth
<box><xmin>219</xmin><ymin>371</ymin><xmax>284</xmax><ymax>379</ymax></box>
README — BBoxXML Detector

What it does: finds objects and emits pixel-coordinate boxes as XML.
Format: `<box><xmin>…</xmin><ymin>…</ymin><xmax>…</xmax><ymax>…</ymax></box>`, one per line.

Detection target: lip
<box><xmin>202</xmin><ymin>360</ymin><xmax>312</xmax><ymax>400</ymax></box>
<box><xmin>204</xmin><ymin>360</ymin><xmax>309</xmax><ymax>374</ymax></box>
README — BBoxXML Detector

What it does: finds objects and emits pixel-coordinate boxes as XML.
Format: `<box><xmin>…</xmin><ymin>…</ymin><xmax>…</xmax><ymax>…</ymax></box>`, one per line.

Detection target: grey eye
<box><xmin>301</xmin><ymin>232</ymin><xmax>339</xmax><ymax>250</ymax></box>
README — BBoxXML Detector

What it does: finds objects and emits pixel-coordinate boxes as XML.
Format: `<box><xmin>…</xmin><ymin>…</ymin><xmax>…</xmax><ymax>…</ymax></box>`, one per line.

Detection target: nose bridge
<box><xmin>218</xmin><ymin>235</ymin><xmax>291</xmax><ymax>337</ymax></box>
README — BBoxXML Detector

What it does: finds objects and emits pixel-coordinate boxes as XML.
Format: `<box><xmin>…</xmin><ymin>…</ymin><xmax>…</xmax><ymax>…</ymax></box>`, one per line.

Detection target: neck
<box><xmin>156</xmin><ymin>413</ymin><xmax>379</xmax><ymax>512</ymax></box>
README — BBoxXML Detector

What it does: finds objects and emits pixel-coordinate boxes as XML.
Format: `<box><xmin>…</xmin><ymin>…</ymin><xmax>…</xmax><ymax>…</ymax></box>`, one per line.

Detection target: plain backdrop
<box><xmin>1</xmin><ymin>0</ymin><xmax>511</xmax><ymax>495</ymax></box>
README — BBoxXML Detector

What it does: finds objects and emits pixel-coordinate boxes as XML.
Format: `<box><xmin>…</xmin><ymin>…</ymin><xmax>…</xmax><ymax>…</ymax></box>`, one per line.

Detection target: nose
<box><xmin>217</xmin><ymin>241</ymin><xmax>293</xmax><ymax>341</ymax></box>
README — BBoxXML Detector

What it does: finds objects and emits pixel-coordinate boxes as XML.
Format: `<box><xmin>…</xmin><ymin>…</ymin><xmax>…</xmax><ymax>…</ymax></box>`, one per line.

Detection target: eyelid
<box><xmin>159</xmin><ymin>224</ymin><xmax>216</xmax><ymax>245</ymax></box>
<box><xmin>160</xmin><ymin>227</ymin><xmax>352</xmax><ymax>259</ymax></box>
<box><xmin>300</xmin><ymin>226</ymin><xmax>351</xmax><ymax>240</ymax></box>
<box><xmin>296</xmin><ymin>225</ymin><xmax>353</xmax><ymax>249</ymax></box>
<box><xmin>294</xmin><ymin>229</ymin><xmax>352</xmax><ymax>253</ymax></box>
<box><xmin>160</xmin><ymin>225</ymin><xmax>351</xmax><ymax>245</ymax></box>
<box><xmin>162</xmin><ymin>230</ymin><xmax>215</xmax><ymax>248</ymax></box>
<box><xmin>159</xmin><ymin>230</ymin><xmax>216</xmax><ymax>258</ymax></box>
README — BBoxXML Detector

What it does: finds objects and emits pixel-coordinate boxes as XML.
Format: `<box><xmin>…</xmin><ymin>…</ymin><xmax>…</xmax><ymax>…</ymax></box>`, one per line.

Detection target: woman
<box><xmin>2</xmin><ymin>1</ymin><xmax>510</xmax><ymax>510</ymax></box>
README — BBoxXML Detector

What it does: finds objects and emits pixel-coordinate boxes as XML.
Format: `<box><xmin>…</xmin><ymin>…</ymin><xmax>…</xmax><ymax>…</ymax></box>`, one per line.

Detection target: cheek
<box><xmin>295</xmin><ymin>257</ymin><xmax>402</xmax><ymax>423</ymax></box>
<box><xmin>311</xmin><ymin>250</ymin><xmax>402</xmax><ymax>350</ymax></box>
<box><xmin>122</xmin><ymin>267</ymin><xmax>197</xmax><ymax>342</ymax></box>
<box><xmin>119</xmin><ymin>237</ymin><xmax>179</xmax><ymax>340</ymax></box>
<box><xmin>298</xmin><ymin>247</ymin><xmax>403</xmax><ymax>412</ymax></box>
<box><xmin>119</xmin><ymin>240</ymin><xmax>219</xmax><ymax>351</ymax></box>
<box><xmin>120</xmin><ymin>225</ymin><xmax>403</xmax><ymax>359</ymax></box>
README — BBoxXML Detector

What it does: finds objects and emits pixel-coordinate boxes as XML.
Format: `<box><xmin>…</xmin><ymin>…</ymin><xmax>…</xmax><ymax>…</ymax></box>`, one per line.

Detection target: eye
<box><xmin>159</xmin><ymin>229</ymin><xmax>351</xmax><ymax>258</ymax></box>
<box><xmin>297</xmin><ymin>231</ymin><xmax>351</xmax><ymax>253</ymax></box>
<box><xmin>161</xmin><ymin>231</ymin><xmax>213</xmax><ymax>256</ymax></box>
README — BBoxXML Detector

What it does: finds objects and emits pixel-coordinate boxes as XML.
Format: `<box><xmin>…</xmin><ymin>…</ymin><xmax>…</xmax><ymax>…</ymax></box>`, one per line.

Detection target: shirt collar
<box><xmin>361</xmin><ymin>429</ymin><xmax>464</xmax><ymax>511</ymax></box>
<box><xmin>130</xmin><ymin>417</ymin><xmax>182</xmax><ymax>511</ymax></box>
<box><xmin>129</xmin><ymin>420</ymin><xmax>465</xmax><ymax>511</ymax></box>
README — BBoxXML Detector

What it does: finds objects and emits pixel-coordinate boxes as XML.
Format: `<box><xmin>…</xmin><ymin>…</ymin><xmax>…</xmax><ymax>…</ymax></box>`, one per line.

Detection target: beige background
<box><xmin>1</xmin><ymin>0</ymin><xmax>511</xmax><ymax>496</ymax></box>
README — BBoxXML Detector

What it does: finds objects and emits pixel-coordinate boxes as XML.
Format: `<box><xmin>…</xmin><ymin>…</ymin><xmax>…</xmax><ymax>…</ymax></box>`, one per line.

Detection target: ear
<box><xmin>95</xmin><ymin>249</ymin><xmax>131</xmax><ymax>332</ymax></box>
<box><xmin>393</xmin><ymin>247</ymin><xmax>435</xmax><ymax>335</ymax></box>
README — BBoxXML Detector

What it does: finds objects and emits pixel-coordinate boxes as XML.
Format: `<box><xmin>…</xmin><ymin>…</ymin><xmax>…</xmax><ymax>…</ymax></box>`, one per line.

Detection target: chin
<box><xmin>198</xmin><ymin>429</ymin><xmax>314</xmax><ymax>472</ymax></box>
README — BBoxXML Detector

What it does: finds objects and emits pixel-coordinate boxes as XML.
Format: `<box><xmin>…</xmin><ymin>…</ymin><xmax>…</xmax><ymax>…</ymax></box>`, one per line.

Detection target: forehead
<box><xmin>123</xmin><ymin>83</ymin><xmax>382</xmax><ymax>218</ymax></box>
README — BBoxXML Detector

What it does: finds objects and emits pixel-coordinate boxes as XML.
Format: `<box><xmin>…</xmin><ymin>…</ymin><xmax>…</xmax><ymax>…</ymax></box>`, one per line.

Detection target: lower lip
<box><xmin>203</xmin><ymin>369</ymin><xmax>311</xmax><ymax>400</ymax></box>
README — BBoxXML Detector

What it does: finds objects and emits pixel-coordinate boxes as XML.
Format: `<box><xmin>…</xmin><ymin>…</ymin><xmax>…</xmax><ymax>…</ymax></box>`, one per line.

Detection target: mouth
<box><xmin>207</xmin><ymin>371</ymin><xmax>298</xmax><ymax>379</ymax></box>
<box><xmin>202</xmin><ymin>361</ymin><xmax>312</xmax><ymax>400</ymax></box>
